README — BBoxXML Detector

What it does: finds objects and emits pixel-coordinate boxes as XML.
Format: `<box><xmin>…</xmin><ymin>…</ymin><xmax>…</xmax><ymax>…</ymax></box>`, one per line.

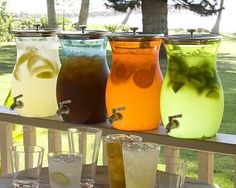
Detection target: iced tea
<box><xmin>56</xmin><ymin>56</ymin><xmax>109</xmax><ymax>124</ymax></box>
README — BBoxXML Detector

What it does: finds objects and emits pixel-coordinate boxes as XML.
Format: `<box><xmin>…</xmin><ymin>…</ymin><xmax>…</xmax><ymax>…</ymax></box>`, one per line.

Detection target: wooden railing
<box><xmin>0</xmin><ymin>106</ymin><xmax>236</xmax><ymax>187</ymax></box>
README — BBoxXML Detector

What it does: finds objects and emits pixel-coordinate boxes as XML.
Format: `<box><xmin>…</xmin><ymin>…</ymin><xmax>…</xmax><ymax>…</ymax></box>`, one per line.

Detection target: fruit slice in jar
<box><xmin>50</xmin><ymin>172</ymin><xmax>70</xmax><ymax>186</ymax></box>
<box><xmin>30</xmin><ymin>65</ymin><xmax>56</xmax><ymax>79</ymax></box>
<box><xmin>133</xmin><ymin>69</ymin><xmax>153</xmax><ymax>88</ymax></box>
<box><xmin>110</xmin><ymin>63</ymin><xmax>133</xmax><ymax>84</ymax></box>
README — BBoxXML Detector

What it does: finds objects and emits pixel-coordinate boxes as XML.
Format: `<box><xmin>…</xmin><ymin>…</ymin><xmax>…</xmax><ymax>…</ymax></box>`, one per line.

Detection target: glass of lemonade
<box><xmin>104</xmin><ymin>134</ymin><xmax>142</xmax><ymax>188</ymax></box>
<box><xmin>48</xmin><ymin>152</ymin><xmax>83</xmax><ymax>188</ymax></box>
<box><xmin>122</xmin><ymin>142</ymin><xmax>161</xmax><ymax>188</ymax></box>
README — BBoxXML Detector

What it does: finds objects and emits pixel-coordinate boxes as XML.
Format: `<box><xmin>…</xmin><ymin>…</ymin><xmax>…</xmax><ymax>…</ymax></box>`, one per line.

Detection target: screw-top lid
<box><xmin>163</xmin><ymin>29</ymin><xmax>221</xmax><ymax>45</ymax></box>
<box><xmin>12</xmin><ymin>26</ymin><xmax>57</xmax><ymax>37</ymax></box>
<box><xmin>58</xmin><ymin>30</ymin><xmax>107</xmax><ymax>40</ymax></box>
<box><xmin>108</xmin><ymin>32</ymin><xmax>163</xmax><ymax>41</ymax></box>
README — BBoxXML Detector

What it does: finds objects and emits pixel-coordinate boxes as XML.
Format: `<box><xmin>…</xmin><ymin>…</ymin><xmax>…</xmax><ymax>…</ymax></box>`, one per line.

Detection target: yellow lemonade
<box><xmin>11</xmin><ymin>38</ymin><xmax>60</xmax><ymax>117</ymax></box>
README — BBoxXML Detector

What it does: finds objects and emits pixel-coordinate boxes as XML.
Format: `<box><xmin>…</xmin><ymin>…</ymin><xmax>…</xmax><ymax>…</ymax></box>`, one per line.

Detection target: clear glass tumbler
<box><xmin>104</xmin><ymin>134</ymin><xmax>142</xmax><ymax>188</ymax></box>
<box><xmin>48</xmin><ymin>151</ymin><xmax>83</xmax><ymax>188</ymax></box>
<box><xmin>10</xmin><ymin>145</ymin><xmax>44</xmax><ymax>188</ymax></box>
<box><xmin>122</xmin><ymin>142</ymin><xmax>160</xmax><ymax>188</ymax></box>
<box><xmin>68</xmin><ymin>127</ymin><xmax>102</xmax><ymax>188</ymax></box>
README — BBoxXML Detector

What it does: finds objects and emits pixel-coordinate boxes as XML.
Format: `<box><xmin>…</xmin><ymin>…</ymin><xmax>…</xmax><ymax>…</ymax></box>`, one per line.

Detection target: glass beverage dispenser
<box><xmin>57</xmin><ymin>31</ymin><xmax>109</xmax><ymax>124</ymax></box>
<box><xmin>106</xmin><ymin>33</ymin><xmax>163</xmax><ymax>131</ymax></box>
<box><xmin>11</xmin><ymin>29</ymin><xmax>61</xmax><ymax>117</ymax></box>
<box><xmin>160</xmin><ymin>33</ymin><xmax>224</xmax><ymax>139</ymax></box>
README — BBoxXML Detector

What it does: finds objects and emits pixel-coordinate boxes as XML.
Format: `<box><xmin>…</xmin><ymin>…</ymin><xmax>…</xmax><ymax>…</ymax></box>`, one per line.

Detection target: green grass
<box><xmin>0</xmin><ymin>35</ymin><xmax>236</xmax><ymax>187</ymax></box>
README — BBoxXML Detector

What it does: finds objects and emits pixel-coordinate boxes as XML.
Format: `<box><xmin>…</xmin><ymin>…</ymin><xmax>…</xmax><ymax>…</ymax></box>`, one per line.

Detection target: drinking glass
<box><xmin>156</xmin><ymin>156</ymin><xmax>188</xmax><ymax>188</ymax></box>
<box><xmin>68</xmin><ymin>127</ymin><xmax>102</xmax><ymax>188</ymax></box>
<box><xmin>104</xmin><ymin>134</ymin><xmax>142</xmax><ymax>188</ymax></box>
<box><xmin>10</xmin><ymin>145</ymin><xmax>44</xmax><ymax>188</ymax></box>
<box><xmin>48</xmin><ymin>151</ymin><xmax>83</xmax><ymax>188</ymax></box>
<box><xmin>122</xmin><ymin>142</ymin><xmax>160</xmax><ymax>188</ymax></box>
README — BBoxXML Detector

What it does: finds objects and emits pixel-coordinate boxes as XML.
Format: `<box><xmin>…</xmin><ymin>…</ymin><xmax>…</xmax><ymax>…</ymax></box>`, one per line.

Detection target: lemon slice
<box><xmin>30</xmin><ymin>65</ymin><xmax>56</xmax><ymax>79</ymax></box>
<box><xmin>50</xmin><ymin>172</ymin><xmax>70</xmax><ymax>186</ymax></box>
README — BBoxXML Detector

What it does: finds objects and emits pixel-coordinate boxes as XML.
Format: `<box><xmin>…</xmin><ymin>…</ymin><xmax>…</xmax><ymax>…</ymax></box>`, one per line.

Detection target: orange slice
<box><xmin>133</xmin><ymin>69</ymin><xmax>153</xmax><ymax>88</ymax></box>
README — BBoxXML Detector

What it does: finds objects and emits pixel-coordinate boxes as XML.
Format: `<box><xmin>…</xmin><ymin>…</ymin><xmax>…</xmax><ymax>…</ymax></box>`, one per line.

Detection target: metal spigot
<box><xmin>78</xmin><ymin>25</ymin><xmax>87</xmax><ymax>33</ymax></box>
<box><xmin>56</xmin><ymin>100</ymin><xmax>72</xmax><ymax>115</ymax></box>
<box><xmin>187</xmin><ymin>29</ymin><xmax>196</xmax><ymax>38</ymax></box>
<box><xmin>130</xmin><ymin>27</ymin><xmax>139</xmax><ymax>35</ymax></box>
<box><xmin>166</xmin><ymin>114</ymin><xmax>182</xmax><ymax>133</ymax></box>
<box><xmin>34</xmin><ymin>24</ymin><xmax>41</xmax><ymax>31</ymax></box>
<box><xmin>108</xmin><ymin>107</ymin><xmax>125</xmax><ymax>124</ymax></box>
<box><xmin>10</xmin><ymin>94</ymin><xmax>24</xmax><ymax>110</ymax></box>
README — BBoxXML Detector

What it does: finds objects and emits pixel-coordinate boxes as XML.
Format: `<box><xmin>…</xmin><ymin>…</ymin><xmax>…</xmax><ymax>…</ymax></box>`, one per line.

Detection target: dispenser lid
<box><xmin>163</xmin><ymin>33</ymin><xmax>221</xmax><ymax>45</ymax></box>
<box><xmin>108</xmin><ymin>32</ymin><xmax>164</xmax><ymax>41</ymax></box>
<box><xmin>58</xmin><ymin>30</ymin><xmax>107</xmax><ymax>40</ymax></box>
<box><xmin>12</xmin><ymin>29</ymin><xmax>57</xmax><ymax>37</ymax></box>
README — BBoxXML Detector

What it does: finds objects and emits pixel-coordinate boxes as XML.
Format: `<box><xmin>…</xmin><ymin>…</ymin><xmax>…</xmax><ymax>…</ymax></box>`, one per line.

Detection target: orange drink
<box><xmin>106</xmin><ymin>34</ymin><xmax>163</xmax><ymax>130</ymax></box>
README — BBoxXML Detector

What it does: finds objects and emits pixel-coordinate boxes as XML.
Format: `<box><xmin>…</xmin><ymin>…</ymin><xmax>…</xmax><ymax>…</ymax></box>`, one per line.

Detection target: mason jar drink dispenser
<box><xmin>106</xmin><ymin>33</ymin><xmax>163</xmax><ymax>131</ymax></box>
<box><xmin>57</xmin><ymin>31</ymin><xmax>109</xmax><ymax>124</ymax></box>
<box><xmin>11</xmin><ymin>29</ymin><xmax>61</xmax><ymax>117</ymax></box>
<box><xmin>160</xmin><ymin>32</ymin><xmax>224</xmax><ymax>138</ymax></box>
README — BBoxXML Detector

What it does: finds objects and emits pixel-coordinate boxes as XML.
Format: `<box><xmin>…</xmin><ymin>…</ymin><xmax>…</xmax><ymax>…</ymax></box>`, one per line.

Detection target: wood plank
<box><xmin>0</xmin><ymin>122</ymin><xmax>12</xmax><ymax>175</ymax></box>
<box><xmin>198</xmin><ymin>152</ymin><xmax>214</xmax><ymax>185</ymax></box>
<box><xmin>1</xmin><ymin>106</ymin><xmax>236</xmax><ymax>155</ymax></box>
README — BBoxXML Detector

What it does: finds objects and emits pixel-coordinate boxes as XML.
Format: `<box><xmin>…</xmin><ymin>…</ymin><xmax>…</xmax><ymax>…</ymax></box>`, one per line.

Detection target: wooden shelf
<box><xmin>0</xmin><ymin>106</ymin><xmax>236</xmax><ymax>155</ymax></box>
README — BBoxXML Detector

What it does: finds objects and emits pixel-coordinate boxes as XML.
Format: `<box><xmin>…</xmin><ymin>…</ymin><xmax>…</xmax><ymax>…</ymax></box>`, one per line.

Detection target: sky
<box><xmin>6</xmin><ymin>0</ymin><xmax>236</xmax><ymax>33</ymax></box>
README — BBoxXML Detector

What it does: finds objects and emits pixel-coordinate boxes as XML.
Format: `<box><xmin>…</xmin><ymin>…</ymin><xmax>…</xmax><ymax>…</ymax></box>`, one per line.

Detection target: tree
<box><xmin>47</xmin><ymin>0</ymin><xmax>57</xmax><ymax>29</ymax></box>
<box><xmin>211</xmin><ymin>0</ymin><xmax>224</xmax><ymax>34</ymax></box>
<box><xmin>105</xmin><ymin>0</ymin><xmax>222</xmax><ymax>34</ymax></box>
<box><xmin>78</xmin><ymin>0</ymin><xmax>90</xmax><ymax>26</ymax></box>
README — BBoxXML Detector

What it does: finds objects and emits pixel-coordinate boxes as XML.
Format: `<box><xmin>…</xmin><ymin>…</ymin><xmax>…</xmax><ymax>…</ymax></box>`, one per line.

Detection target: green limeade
<box><xmin>161</xmin><ymin>42</ymin><xmax>224</xmax><ymax>139</ymax></box>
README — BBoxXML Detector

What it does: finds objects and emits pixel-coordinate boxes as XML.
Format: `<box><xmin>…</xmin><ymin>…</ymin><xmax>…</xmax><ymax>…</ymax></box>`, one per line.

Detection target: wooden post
<box><xmin>0</xmin><ymin>122</ymin><xmax>13</xmax><ymax>175</ymax></box>
<box><xmin>23</xmin><ymin>126</ymin><xmax>36</xmax><ymax>169</ymax></box>
<box><xmin>48</xmin><ymin>129</ymin><xmax>61</xmax><ymax>152</ymax></box>
<box><xmin>23</xmin><ymin>126</ymin><xmax>36</xmax><ymax>146</ymax></box>
<box><xmin>164</xmin><ymin>146</ymin><xmax>180</xmax><ymax>173</ymax></box>
<box><xmin>198</xmin><ymin>151</ymin><xmax>214</xmax><ymax>185</ymax></box>
<box><xmin>165</xmin><ymin>146</ymin><xmax>180</xmax><ymax>157</ymax></box>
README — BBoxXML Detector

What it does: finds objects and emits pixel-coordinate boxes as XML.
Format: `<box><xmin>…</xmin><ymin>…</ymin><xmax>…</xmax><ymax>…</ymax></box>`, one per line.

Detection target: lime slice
<box><xmin>50</xmin><ymin>172</ymin><xmax>70</xmax><ymax>186</ymax></box>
